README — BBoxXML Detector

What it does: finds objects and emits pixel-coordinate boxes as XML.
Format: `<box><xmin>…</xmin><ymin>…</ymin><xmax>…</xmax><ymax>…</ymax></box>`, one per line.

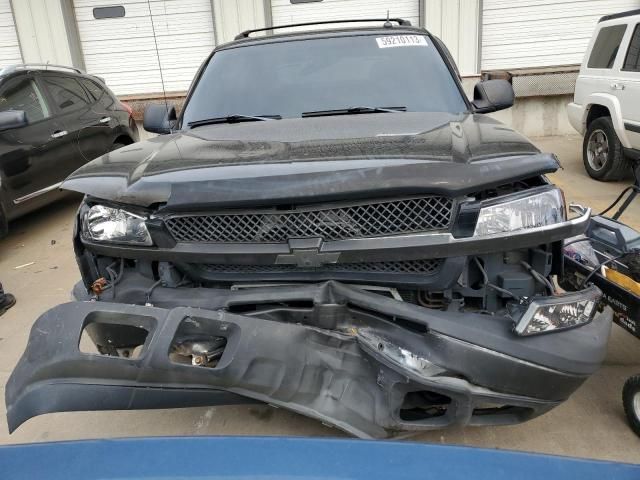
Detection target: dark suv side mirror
<box><xmin>472</xmin><ymin>80</ymin><xmax>515</xmax><ymax>113</ymax></box>
<box><xmin>143</xmin><ymin>104</ymin><xmax>177</xmax><ymax>134</ymax></box>
<box><xmin>0</xmin><ymin>110</ymin><xmax>27</xmax><ymax>131</ymax></box>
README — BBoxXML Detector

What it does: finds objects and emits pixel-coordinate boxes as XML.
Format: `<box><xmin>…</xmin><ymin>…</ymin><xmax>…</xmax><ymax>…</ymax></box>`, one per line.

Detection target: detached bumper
<box><xmin>5</xmin><ymin>282</ymin><xmax>612</xmax><ymax>438</ymax></box>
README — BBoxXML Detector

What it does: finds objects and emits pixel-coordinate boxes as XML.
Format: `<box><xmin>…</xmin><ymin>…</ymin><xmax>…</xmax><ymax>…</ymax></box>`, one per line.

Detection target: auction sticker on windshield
<box><xmin>376</xmin><ymin>35</ymin><xmax>428</xmax><ymax>48</ymax></box>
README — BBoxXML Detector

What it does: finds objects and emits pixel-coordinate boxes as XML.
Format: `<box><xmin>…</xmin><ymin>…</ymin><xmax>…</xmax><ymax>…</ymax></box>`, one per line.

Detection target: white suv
<box><xmin>569</xmin><ymin>9</ymin><xmax>640</xmax><ymax>181</ymax></box>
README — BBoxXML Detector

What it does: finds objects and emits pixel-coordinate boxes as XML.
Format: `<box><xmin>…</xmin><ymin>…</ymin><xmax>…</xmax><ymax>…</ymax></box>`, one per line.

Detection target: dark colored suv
<box><xmin>6</xmin><ymin>21</ymin><xmax>611</xmax><ymax>439</ymax></box>
<box><xmin>0</xmin><ymin>64</ymin><xmax>138</xmax><ymax>237</ymax></box>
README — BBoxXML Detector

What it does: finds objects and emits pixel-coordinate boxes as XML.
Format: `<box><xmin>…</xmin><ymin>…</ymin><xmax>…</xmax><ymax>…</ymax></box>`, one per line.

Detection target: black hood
<box><xmin>62</xmin><ymin>112</ymin><xmax>557</xmax><ymax>209</ymax></box>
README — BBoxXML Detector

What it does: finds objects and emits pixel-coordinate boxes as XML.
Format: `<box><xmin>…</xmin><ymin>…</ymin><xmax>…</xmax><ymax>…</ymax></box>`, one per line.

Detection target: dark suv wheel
<box><xmin>623</xmin><ymin>375</ymin><xmax>640</xmax><ymax>438</ymax></box>
<box><xmin>583</xmin><ymin>116</ymin><xmax>631</xmax><ymax>181</ymax></box>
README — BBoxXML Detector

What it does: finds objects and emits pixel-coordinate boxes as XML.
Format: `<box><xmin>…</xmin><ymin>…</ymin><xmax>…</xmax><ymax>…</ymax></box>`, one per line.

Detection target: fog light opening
<box><xmin>170</xmin><ymin>316</ymin><xmax>230</xmax><ymax>368</ymax></box>
<box><xmin>79</xmin><ymin>312</ymin><xmax>152</xmax><ymax>359</ymax></box>
<box><xmin>170</xmin><ymin>337</ymin><xmax>227</xmax><ymax>367</ymax></box>
<box><xmin>399</xmin><ymin>390</ymin><xmax>451</xmax><ymax>421</ymax></box>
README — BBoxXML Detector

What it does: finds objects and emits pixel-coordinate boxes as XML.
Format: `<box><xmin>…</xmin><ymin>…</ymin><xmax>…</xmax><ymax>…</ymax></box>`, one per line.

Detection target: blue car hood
<box><xmin>0</xmin><ymin>436</ymin><xmax>637</xmax><ymax>480</ymax></box>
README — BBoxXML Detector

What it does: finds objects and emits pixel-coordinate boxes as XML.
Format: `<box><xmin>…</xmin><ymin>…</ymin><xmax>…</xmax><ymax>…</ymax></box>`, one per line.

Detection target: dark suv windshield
<box><xmin>182</xmin><ymin>34</ymin><xmax>467</xmax><ymax>125</ymax></box>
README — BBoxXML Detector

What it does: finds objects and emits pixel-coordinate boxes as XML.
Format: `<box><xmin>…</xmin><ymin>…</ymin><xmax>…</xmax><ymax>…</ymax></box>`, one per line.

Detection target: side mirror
<box><xmin>143</xmin><ymin>104</ymin><xmax>177</xmax><ymax>134</ymax></box>
<box><xmin>472</xmin><ymin>79</ymin><xmax>515</xmax><ymax>113</ymax></box>
<box><xmin>0</xmin><ymin>110</ymin><xmax>27</xmax><ymax>131</ymax></box>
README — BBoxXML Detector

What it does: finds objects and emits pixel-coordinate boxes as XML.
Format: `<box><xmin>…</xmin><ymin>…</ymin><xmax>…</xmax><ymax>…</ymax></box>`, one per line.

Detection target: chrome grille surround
<box><xmin>164</xmin><ymin>196</ymin><xmax>454</xmax><ymax>243</ymax></box>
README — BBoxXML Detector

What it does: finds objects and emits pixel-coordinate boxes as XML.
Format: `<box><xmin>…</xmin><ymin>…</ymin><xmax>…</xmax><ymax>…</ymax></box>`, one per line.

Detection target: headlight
<box><xmin>83</xmin><ymin>205</ymin><xmax>152</xmax><ymax>246</ymax></box>
<box><xmin>474</xmin><ymin>188</ymin><xmax>566</xmax><ymax>236</ymax></box>
<box><xmin>510</xmin><ymin>286</ymin><xmax>602</xmax><ymax>336</ymax></box>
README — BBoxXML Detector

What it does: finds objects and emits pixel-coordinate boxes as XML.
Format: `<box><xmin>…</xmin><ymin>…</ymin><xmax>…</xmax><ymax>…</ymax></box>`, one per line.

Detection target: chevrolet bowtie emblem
<box><xmin>275</xmin><ymin>238</ymin><xmax>340</xmax><ymax>268</ymax></box>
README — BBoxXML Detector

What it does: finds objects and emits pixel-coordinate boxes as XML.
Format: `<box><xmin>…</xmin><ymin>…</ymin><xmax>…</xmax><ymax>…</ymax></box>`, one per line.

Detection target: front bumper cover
<box><xmin>5</xmin><ymin>281</ymin><xmax>612</xmax><ymax>438</ymax></box>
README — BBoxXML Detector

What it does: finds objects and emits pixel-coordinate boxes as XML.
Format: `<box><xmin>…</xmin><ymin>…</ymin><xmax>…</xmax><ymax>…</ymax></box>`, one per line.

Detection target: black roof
<box><xmin>599</xmin><ymin>8</ymin><xmax>640</xmax><ymax>23</ymax></box>
<box><xmin>234</xmin><ymin>18</ymin><xmax>412</xmax><ymax>40</ymax></box>
<box><xmin>218</xmin><ymin>21</ymin><xmax>426</xmax><ymax>52</ymax></box>
<box><xmin>0</xmin><ymin>64</ymin><xmax>107</xmax><ymax>87</ymax></box>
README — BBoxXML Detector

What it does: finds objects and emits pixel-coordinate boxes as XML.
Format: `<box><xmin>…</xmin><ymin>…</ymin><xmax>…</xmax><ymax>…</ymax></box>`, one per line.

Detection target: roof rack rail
<box><xmin>599</xmin><ymin>8</ymin><xmax>640</xmax><ymax>23</ymax></box>
<box><xmin>1</xmin><ymin>63</ymin><xmax>85</xmax><ymax>75</ymax></box>
<box><xmin>235</xmin><ymin>18</ymin><xmax>412</xmax><ymax>40</ymax></box>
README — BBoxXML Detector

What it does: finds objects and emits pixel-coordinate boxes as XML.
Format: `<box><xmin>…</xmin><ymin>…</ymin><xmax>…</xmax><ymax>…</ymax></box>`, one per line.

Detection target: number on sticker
<box><xmin>376</xmin><ymin>35</ymin><xmax>428</xmax><ymax>48</ymax></box>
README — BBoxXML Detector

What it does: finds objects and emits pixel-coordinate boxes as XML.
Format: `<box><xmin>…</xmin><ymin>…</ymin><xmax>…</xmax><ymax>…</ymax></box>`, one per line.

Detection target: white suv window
<box><xmin>622</xmin><ymin>23</ymin><xmax>640</xmax><ymax>71</ymax></box>
<box><xmin>588</xmin><ymin>24</ymin><xmax>627</xmax><ymax>69</ymax></box>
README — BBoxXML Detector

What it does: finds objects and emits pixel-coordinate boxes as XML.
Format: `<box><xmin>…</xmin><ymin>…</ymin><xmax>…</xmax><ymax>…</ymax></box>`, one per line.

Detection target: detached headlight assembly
<box><xmin>510</xmin><ymin>285</ymin><xmax>602</xmax><ymax>336</ymax></box>
<box><xmin>83</xmin><ymin>205</ymin><xmax>152</xmax><ymax>246</ymax></box>
<box><xmin>474</xmin><ymin>188</ymin><xmax>566</xmax><ymax>236</ymax></box>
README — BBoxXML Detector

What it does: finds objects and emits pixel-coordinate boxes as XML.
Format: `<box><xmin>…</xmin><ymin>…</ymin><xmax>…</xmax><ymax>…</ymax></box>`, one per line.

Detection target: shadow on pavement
<box><xmin>0</xmin><ymin>193</ymin><xmax>82</xmax><ymax>259</ymax></box>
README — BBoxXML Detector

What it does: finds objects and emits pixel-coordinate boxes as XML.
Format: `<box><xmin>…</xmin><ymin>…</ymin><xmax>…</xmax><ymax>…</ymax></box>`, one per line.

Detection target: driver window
<box><xmin>0</xmin><ymin>77</ymin><xmax>50</xmax><ymax>123</ymax></box>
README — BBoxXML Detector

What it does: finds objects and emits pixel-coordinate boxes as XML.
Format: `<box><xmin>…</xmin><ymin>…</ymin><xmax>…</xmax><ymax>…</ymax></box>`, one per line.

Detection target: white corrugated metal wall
<box><xmin>271</xmin><ymin>0</ymin><xmax>420</xmax><ymax>31</ymax></box>
<box><xmin>213</xmin><ymin>0</ymin><xmax>266</xmax><ymax>44</ymax></box>
<box><xmin>424</xmin><ymin>0</ymin><xmax>480</xmax><ymax>75</ymax></box>
<box><xmin>0</xmin><ymin>0</ymin><xmax>22</xmax><ymax>67</ymax></box>
<box><xmin>482</xmin><ymin>0</ymin><xmax>640</xmax><ymax>70</ymax></box>
<box><xmin>11</xmin><ymin>0</ymin><xmax>75</xmax><ymax>66</ymax></box>
<box><xmin>74</xmin><ymin>0</ymin><xmax>216</xmax><ymax>95</ymax></box>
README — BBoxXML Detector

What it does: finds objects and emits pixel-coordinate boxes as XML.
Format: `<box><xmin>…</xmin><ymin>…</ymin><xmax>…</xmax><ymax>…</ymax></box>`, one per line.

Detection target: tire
<box><xmin>583</xmin><ymin>116</ymin><xmax>632</xmax><ymax>181</ymax></box>
<box><xmin>623</xmin><ymin>375</ymin><xmax>640</xmax><ymax>438</ymax></box>
<box><xmin>621</xmin><ymin>252</ymin><xmax>640</xmax><ymax>283</ymax></box>
<box><xmin>111</xmin><ymin>142</ymin><xmax>126</xmax><ymax>152</ymax></box>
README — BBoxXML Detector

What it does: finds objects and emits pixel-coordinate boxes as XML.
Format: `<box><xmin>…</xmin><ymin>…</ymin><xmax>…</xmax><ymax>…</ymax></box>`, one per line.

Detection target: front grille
<box><xmin>165</xmin><ymin>196</ymin><xmax>454</xmax><ymax>243</ymax></box>
<box><xmin>198</xmin><ymin>258</ymin><xmax>443</xmax><ymax>275</ymax></box>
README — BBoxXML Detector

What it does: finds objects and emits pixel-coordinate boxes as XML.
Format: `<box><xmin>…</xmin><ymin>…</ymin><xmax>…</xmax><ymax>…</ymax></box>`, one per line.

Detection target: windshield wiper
<box><xmin>301</xmin><ymin>106</ymin><xmax>407</xmax><ymax>118</ymax></box>
<box><xmin>188</xmin><ymin>114</ymin><xmax>282</xmax><ymax>128</ymax></box>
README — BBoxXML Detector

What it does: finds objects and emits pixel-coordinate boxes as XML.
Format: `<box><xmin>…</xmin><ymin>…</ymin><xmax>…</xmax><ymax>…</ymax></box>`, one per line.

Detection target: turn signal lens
<box><xmin>511</xmin><ymin>286</ymin><xmax>602</xmax><ymax>336</ymax></box>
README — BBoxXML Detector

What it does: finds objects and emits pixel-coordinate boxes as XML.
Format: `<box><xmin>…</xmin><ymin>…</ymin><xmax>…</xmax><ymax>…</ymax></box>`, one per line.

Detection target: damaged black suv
<box><xmin>7</xmin><ymin>19</ymin><xmax>610</xmax><ymax>439</ymax></box>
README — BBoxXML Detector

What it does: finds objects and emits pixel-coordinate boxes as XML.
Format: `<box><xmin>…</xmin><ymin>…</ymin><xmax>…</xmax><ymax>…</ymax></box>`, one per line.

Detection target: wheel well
<box><xmin>586</xmin><ymin>104</ymin><xmax>610</xmax><ymax>127</ymax></box>
<box><xmin>113</xmin><ymin>135</ymin><xmax>134</xmax><ymax>146</ymax></box>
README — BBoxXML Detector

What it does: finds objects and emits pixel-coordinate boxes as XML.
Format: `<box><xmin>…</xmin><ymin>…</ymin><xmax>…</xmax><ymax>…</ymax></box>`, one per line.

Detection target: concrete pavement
<box><xmin>0</xmin><ymin>135</ymin><xmax>638</xmax><ymax>462</ymax></box>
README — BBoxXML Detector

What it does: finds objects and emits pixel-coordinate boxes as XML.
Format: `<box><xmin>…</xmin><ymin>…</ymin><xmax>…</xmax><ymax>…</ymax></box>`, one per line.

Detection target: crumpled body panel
<box><xmin>6</xmin><ymin>282</ymin><xmax>612</xmax><ymax>438</ymax></box>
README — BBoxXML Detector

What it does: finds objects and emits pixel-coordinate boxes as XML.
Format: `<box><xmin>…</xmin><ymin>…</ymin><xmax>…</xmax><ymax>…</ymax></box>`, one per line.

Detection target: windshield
<box><xmin>182</xmin><ymin>34</ymin><xmax>467</xmax><ymax>125</ymax></box>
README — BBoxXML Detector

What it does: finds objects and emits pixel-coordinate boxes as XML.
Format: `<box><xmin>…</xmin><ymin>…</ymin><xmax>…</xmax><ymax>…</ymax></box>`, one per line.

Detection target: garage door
<box><xmin>74</xmin><ymin>0</ymin><xmax>216</xmax><ymax>95</ymax></box>
<box><xmin>271</xmin><ymin>0</ymin><xmax>420</xmax><ymax>31</ymax></box>
<box><xmin>0</xmin><ymin>0</ymin><xmax>22</xmax><ymax>67</ymax></box>
<box><xmin>482</xmin><ymin>0</ymin><xmax>640</xmax><ymax>70</ymax></box>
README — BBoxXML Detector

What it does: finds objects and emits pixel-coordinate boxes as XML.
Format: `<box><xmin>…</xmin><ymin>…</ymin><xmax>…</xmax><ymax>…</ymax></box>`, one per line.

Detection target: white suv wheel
<box><xmin>586</xmin><ymin>129</ymin><xmax>609</xmax><ymax>171</ymax></box>
<box><xmin>582</xmin><ymin>116</ymin><xmax>630</xmax><ymax>181</ymax></box>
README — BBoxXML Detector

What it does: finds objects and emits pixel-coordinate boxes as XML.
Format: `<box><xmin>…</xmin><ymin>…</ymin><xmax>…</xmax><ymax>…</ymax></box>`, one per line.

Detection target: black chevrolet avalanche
<box><xmin>6</xmin><ymin>20</ymin><xmax>610</xmax><ymax>439</ymax></box>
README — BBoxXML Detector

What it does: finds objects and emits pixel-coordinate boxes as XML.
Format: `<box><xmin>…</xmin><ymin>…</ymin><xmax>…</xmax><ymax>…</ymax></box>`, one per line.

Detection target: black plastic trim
<box><xmin>80</xmin><ymin>210</ymin><xmax>590</xmax><ymax>265</ymax></box>
<box><xmin>623</xmin><ymin>147</ymin><xmax>640</xmax><ymax>161</ymax></box>
<box><xmin>600</xmin><ymin>9</ymin><xmax>640</xmax><ymax>23</ymax></box>
<box><xmin>235</xmin><ymin>18</ymin><xmax>412</xmax><ymax>39</ymax></box>
<box><xmin>6</xmin><ymin>283</ymin><xmax>610</xmax><ymax>437</ymax></box>
<box><xmin>173</xmin><ymin>256</ymin><xmax>463</xmax><ymax>288</ymax></box>
<box><xmin>624</xmin><ymin>122</ymin><xmax>640</xmax><ymax>134</ymax></box>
